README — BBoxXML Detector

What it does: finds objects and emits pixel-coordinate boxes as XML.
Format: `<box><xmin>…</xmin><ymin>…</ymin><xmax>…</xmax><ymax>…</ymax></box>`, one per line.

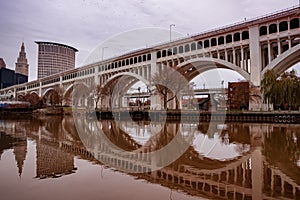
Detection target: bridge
<box><xmin>0</xmin><ymin>6</ymin><xmax>299</xmax><ymax>110</ymax></box>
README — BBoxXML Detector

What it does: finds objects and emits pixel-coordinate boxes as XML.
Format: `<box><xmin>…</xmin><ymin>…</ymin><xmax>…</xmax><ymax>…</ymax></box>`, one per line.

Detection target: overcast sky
<box><xmin>0</xmin><ymin>0</ymin><xmax>299</xmax><ymax>81</ymax></box>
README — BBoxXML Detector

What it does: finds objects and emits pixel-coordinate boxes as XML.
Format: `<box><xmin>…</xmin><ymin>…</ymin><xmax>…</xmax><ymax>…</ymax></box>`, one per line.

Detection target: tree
<box><xmin>261</xmin><ymin>69</ymin><xmax>277</xmax><ymax>106</ymax></box>
<box><xmin>94</xmin><ymin>83</ymin><xmax>112</xmax><ymax>109</ymax></box>
<box><xmin>51</xmin><ymin>86</ymin><xmax>64</xmax><ymax>106</ymax></box>
<box><xmin>22</xmin><ymin>93</ymin><xmax>43</xmax><ymax>109</ymax></box>
<box><xmin>151</xmin><ymin>66</ymin><xmax>193</xmax><ymax>110</ymax></box>
<box><xmin>261</xmin><ymin>69</ymin><xmax>300</xmax><ymax>110</ymax></box>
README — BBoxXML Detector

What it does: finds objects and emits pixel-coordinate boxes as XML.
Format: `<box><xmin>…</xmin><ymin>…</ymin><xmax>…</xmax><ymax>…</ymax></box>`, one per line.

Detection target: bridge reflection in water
<box><xmin>0</xmin><ymin>116</ymin><xmax>299</xmax><ymax>200</ymax></box>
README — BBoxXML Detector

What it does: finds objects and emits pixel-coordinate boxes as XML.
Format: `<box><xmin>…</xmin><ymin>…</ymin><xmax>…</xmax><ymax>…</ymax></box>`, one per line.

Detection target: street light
<box><xmin>170</xmin><ymin>24</ymin><xmax>175</xmax><ymax>42</ymax></box>
<box><xmin>101</xmin><ymin>47</ymin><xmax>108</xmax><ymax>61</ymax></box>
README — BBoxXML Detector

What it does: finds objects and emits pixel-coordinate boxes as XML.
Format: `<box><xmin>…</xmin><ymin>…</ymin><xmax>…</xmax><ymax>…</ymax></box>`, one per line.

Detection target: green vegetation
<box><xmin>261</xmin><ymin>69</ymin><xmax>300</xmax><ymax>110</ymax></box>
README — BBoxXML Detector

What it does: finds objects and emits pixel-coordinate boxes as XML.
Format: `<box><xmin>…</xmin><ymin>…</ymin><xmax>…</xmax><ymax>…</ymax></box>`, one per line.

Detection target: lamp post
<box><xmin>101</xmin><ymin>47</ymin><xmax>108</xmax><ymax>61</ymax></box>
<box><xmin>169</xmin><ymin>24</ymin><xmax>175</xmax><ymax>42</ymax></box>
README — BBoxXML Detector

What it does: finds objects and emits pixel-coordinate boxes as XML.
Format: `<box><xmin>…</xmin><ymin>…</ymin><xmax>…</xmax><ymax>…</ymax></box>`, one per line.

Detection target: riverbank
<box><xmin>1</xmin><ymin>107</ymin><xmax>299</xmax><ymax>124</ymax></box>
<box><xmin>96</xmin><ymin>110</ymin><xmax>300</xmax><ymax>124</ymax></box>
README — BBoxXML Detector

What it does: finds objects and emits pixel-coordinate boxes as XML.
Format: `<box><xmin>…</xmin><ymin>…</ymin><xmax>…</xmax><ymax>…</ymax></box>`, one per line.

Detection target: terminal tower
<box><xmin>15</xmin><ymin>42</ymin><xmax>29</xmax><ymax>76</ymax></box>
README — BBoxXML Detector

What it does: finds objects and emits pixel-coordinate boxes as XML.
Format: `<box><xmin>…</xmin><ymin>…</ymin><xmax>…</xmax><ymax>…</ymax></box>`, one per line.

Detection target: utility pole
<box><xmin>169</xmin><ymin>24</ymin><xmax>175</xmax><ymax>42</ymax></box>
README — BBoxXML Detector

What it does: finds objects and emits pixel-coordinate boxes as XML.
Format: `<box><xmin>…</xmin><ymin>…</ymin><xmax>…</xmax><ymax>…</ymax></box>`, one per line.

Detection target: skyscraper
<box><xmin>15</xmin><ymin>42</ymin><xmax>29</xmax><ymax>76</ymax></box>
<box><xmin>35</xmin><ymin>41</ymin><xmax>78</xmax><ymax>79</ymax></box>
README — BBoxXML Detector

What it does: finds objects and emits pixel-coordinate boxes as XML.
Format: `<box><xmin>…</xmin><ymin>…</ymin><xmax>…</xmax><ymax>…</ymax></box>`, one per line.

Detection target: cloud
<box><xmin>0</xmin><ymin>0</ymin><xmax>298</xmax><ymax>81</ymax></box>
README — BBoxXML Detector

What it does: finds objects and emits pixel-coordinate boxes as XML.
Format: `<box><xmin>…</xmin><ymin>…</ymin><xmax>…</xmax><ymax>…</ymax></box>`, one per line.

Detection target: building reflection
<box><xmin>0</xmin><ymin>120</ymin><xmax>27</xmax><ymax>177</ymax></box>
<box><xmin>0</xmin><ymin>116</ymin><xmax>299</xmax><ymax>199</ymax></box>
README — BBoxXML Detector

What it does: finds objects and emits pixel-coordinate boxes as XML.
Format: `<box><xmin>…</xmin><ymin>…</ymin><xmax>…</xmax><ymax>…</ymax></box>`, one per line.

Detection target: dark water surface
<box><xmin>0</xmin><ymin>116</ymin><xmax>299</xmax><ymax>200</ymax></box>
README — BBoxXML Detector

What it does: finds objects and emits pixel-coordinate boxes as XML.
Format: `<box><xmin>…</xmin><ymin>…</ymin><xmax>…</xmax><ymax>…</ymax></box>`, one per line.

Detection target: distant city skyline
<box><xmin>0</xmin><ymin>0</ymin><xmax>299</xmax><ymax>81</ymax></box>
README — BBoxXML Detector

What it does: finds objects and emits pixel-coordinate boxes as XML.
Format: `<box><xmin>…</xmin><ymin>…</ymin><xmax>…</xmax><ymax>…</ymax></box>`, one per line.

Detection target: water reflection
<box><xmin>0</xmin><ymin>116</ymin><xmax>299</xmax><ymax>199</ymax></box>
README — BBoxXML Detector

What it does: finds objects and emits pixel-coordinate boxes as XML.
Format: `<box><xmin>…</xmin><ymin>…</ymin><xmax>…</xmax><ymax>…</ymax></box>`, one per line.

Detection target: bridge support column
<box><xmin>249</xmin><ymin>25</ymin><xmax>262</xmax><ymax>87</ymax></box>
<box><xmin>249</xmin><ymin>25</ymin><xmax>263</xmax><ymax>110</ymax></box>
<box><xmin>251</xmin><ymin>147</ymin><xmax>263</xmax><ymax>200</ymax></box>
<box><xmin>39</xmin><ymin>82</ymin><xmax>42</xmax><ymax>97</ymax></box>
<box><xmin>150</xmin><ymin>95</ymin><xmax>162</xmax><ymax>110</ymax></box>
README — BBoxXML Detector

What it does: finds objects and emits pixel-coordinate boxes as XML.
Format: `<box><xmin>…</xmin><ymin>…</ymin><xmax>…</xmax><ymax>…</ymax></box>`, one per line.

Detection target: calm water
<box><xmin>0</xmin><ymin>115</ymin><xmax>300</xmax><ymax>200</ymax></box>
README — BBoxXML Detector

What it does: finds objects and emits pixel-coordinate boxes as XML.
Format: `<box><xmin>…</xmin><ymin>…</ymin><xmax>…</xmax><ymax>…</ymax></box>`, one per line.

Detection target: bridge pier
<box><xmin>249</xmin><ymin>25</ymin><xmax>262</xmax><ymax>87</ymax></box>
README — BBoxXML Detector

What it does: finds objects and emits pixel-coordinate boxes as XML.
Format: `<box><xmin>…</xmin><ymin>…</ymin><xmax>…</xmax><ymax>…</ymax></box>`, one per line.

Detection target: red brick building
<box><xmin>228</xmin><ymin>81</ymin><xmax>249</xmax><ymax>110</ymax></box>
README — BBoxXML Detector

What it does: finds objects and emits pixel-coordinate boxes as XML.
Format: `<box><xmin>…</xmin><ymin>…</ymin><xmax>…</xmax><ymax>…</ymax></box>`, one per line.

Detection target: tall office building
<box><xmin>35</xmin><ymin>41</ymin><xmax>78</xmax><ymax>79</ymax></box>
<box><xmin>15</xmin><ymin>42</ymin><xmax>29</xmax><ymax>76</ymax></box>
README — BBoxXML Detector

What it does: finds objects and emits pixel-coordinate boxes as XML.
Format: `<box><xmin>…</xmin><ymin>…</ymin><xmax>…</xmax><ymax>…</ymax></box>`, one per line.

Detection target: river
<box><xmin>0</xmin><ymin>115</ymin><xmax>299</xmax><ymax>200</ymax></box>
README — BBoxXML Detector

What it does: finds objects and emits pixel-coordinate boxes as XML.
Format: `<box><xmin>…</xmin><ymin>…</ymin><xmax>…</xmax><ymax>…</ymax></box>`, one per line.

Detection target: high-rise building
<box><xmin>35</xmin><ymin>41</ymin><xmax>78</xmax><ymax>79</ymax></box>
<box><xmin>15</xmin><ymin>42</ymin><xmax>29</xmax><ymax>76</ymax></box>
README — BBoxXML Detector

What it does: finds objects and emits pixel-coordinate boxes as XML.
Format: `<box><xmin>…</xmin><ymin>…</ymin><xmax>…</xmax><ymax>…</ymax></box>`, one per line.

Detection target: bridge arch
<box><xmin>6</xmin><ymin>90</ymin><xmax>14</xmax><ymax>97</ymax></box>
<box><xmin>30</xmin><ymin>91</ymin><xmax>39</xmax><ymax>95</ymax></box>
<box><xmin>102</xmin><ymin>72</ymin><xmax>150</xmax><ymax>109</ymax></box>
<box><xmin>177</xmin><ymin>57</ymin><xmax>250</xmax><ymax>82</ymax></box>
<box><xmin>42</xmin><ymin>88</ymin><xmax>55</xmax><ymax>97</ymax></box>
<box><xmin>103</xmin><ymin>72</ymin><xmax>150</xmax><ymax>87</ymax></box>
<box><xmin>261</xmin><ymin>44</ymin><xmax>300</xmax><ymax>78</ymax></box>
<box><xmin>64</xmin><ymin>82</ymin><xmax>90</xmax><ymax>107</ymax></box>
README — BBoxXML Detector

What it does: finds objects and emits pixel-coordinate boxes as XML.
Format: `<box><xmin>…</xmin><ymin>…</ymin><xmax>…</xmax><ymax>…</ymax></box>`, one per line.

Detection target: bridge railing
<box><xmin>114</xmin><ymin>5</ymin><xmax>300</xmax><ymax>59</ymax></box>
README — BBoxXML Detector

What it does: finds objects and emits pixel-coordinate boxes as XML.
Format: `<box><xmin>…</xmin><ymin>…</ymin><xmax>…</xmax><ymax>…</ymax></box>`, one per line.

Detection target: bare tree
<box><xmin>52</xmin><ymin>85</ymin><xmax>64</xmax><ymax>106</ymax></box>
<box><xmin>22</xmin><ymin>93</ymin><xmax>43</xmax><ymax>109</ymax></box>
<box><xmin>94</xmin><ymin>81</ymin><xmax>115</xmax><ymax>110</ymax></box>
<box><xmin>151</xmin><ymin>66</ymin><xmax>193</xmax><ymax>110</ymax></box>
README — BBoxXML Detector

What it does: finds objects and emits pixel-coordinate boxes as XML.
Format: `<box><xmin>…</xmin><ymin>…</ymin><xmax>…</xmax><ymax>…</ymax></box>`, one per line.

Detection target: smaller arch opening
<box><xmin>233</xmin><ymin>33</ymin><xmax>240</xmax><ymax>42</ymax></box>
<box><xmin>290</xmin><ymin>18</ymin><xmax>300</xmax><ymax>29</ymax></box>
<box><xmin>204</xmin><ymin>40</ymin><xmax>210</xmax><ymax>48</ymax></box>
<box><xmin>259</xmin><ymin>26</ymin><xmax>267</xmax><ymax>36</ymax></box>
<box><xmin>226</xmin><ymin>34</ymin><xmax>232</xmax><ymax>43</ymax></box>
<box><xmin>162</xmin><ymin>50</ymin><xmax>167</xmax><ymax>57</ymax></box>
<box><xmin>185</xmin><ymin>44</ymin><xmax>190</xmax><ymax>52</ymax></box>
<box><xmin>173</xmin><ymin>47</ymin><xmax>178</xmax><ymax>55</ymax></box>
<box><xmin>197</xmin><ymin>41</ymin><xmax>203</xmax><ymax>49</ymax></box>
<box><xmin>218</xmin><ymin>36</ymin><xmax>224</xmax><ymax>45</ymax></box>
<box><xmin>179</xmin><ymin>46</ymin><xmax>184</xmax><ymax>53</ymax></box>
<box><xmin>279</xmin><ymin>21</ymin><xmax>288</xmax><ymax>32</ymax></box>
<box><xmin>166</xmin><ymin>49</ymin><xmax>172</xmax><ymax>56</ymax></box>
<box><xmin>269</xmin><ymin>24</ymin><xmax>277</xmax><ymax>34</ymax></box>
<box><xmin>157</xmin><ymin>51</ymin><xmax>161</xmax><ymax>59</ymax></box>
<box><xmin>191</xmin><ymin>43</ymin><xmax>196</xmax><ymax>51</ymax></box>
<box><xmin>211</xmin><ymin>38</ymin><xmax>217</xmax><ymax>47</ymax></box>
<box><xmin>242</xmin><ymin>31</ymin><xmax>249</xmax><ymax>40</ymax></box>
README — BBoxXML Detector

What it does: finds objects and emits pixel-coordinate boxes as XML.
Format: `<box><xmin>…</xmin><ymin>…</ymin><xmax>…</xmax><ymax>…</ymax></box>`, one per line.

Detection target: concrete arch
<box><xmin>261</xmin><ymin>44</ymin><xmax>300</xmax><ymax>78</ymax></box>
<box><xmin>42</xmin><ymin>88</ymin><xmax>55</xmax><ymax>97</ymax></box>
<box><xmin>104</xmin><ymin>72</ymin><xmax>150</xmax><ymax>87</ymax></box>
<box><xmin>63</xmin><ymin>84</ymin><xmax>75</xmax><ymax>97</ymax></box>
<box><xmin>30</xmin><ymin>91</ymin><xmax>39</xmax><ymax>95</ymax></box>
<box><xmin>177</xmin><ymin>57</ymin><xmax>250</xmax><ymax>81</ymax></box>
<box><xmin>6</xmin><ymin>90</ymin><xmax>14</xmax><ymax>96</ymax></box>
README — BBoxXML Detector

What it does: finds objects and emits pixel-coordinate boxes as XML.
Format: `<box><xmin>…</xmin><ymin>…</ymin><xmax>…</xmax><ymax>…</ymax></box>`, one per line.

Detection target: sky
<box><xmin>0</xmin><ymin>0</ymin><xmax>299</xmax><ymax>82</ymax></box>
